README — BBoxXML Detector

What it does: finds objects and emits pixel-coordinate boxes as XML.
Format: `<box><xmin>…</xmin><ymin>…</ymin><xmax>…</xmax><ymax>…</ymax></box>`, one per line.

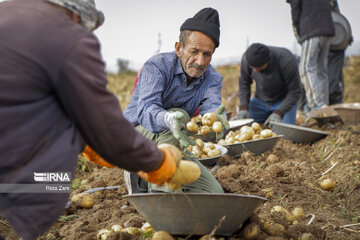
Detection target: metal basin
<box><xmin>199</xmin><ymin>144</ymin><xmax>228</xmax><ymax>167</ymax></box>
<box><xmin>271</xmin><ymin>122</ymin><xmax>328</xmax><ymax>144</ymax></box>
<box><xmin>123</xmin><ymin>193</ymin><xmax>266</xmax><ymax>237</ymax></box>
<box><xmin>196</xmin><ymin>119</ymin><xmax>254</xmax><ymax>143</ymax></box>
<box><xmin>334</xmin><ymin>103</ymin><xmax>360</xmax><ymax>125</ymax></box>
<box><xmin>228</xmin><ymin>118</ymin><xmax>254</xmax><ymax>131</ymax></box>
<box><xmin>335</xmin><ymin>107</ymin><xmax>360</xmax><ymax>125</ymax></box>
<box><xmin>306</xmin><ymin>104</ymin><xmax>343</xmax><ymax>123</ymax></box>
<box><xmin>223</xmin><ymin>135</ymin><xmax>283</xmax><ymax>157</ymax></box>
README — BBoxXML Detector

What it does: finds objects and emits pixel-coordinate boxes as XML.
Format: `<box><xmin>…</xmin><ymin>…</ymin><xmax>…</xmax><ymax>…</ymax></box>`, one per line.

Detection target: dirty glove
<box><xmin>214</xmin><ymin>105</ymin><xmax>230</xmax><ymax>140</ymax></box>
<box><xmin>137</xmin><ymin>144</ymin><xmax>200</xmax><ymax>189</ymax></box>
<box><xmin>264</xmin><ymin>112</ymin><xmax>282</xmax><ymax>127</ymax></box>
<box><xmin>164</xmin><ymin>111</ymin><xmax>195</xmax><ymax>147</ymax></box>
<box><xmin>82</xmin><ymin>145</ymin><xmax>115</xmax><ymax>168</ymax></box>
<box><xmin>232</xmin><ymin>110</ymin><xmax>250</xmax><ymax>120</ymax></box>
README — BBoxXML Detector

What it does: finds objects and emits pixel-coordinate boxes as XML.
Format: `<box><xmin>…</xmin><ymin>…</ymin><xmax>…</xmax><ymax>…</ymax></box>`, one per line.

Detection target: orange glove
<box><xmin>137</xmin><ymin>145</ymin><xmax>177</xmax><ymax>185</ymax></box>
<box><xmin>82</xmin><ymin>145</ymin><xmax>115</xmax><ymax>168</ymax></box>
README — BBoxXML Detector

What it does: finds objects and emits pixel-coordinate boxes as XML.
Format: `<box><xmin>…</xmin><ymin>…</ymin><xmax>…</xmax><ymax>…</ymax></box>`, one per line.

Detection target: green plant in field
<box><xmin>77</xmin><ymin>154</ymin><xmax>91</xmax><ymax>172</ymax></box>
<box><xmin>58</xmin><ymin>214</ymin><xmax>79</xmax><ymax>223</ymax></box>
<box><xmin>71</xmin><ymin>178</ymin><xmax>88</xmax><ymax>190</ymax></box>
<box><xmin>140</xmin><ymin>230</ymin><xmax>155</xmax><ymax>239</ymax></box>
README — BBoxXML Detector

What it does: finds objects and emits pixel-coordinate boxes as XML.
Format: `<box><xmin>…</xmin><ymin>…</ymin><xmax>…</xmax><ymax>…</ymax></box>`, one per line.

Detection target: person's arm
<box><xmin>238</xmin><ymin>55</ymin><xmax>253</xmax><ymax>110</ymax></box>
<box><xmin>135</xmin><ymin>61</ymin><xmax>169</xmax><ymax>133</ymax></box>
<box><xmin>54</xmin><ymin>33</ymin><xmax>162</xmax><ymax>172</ymax></box>
<box><xmin>198</xmin><ymin>69</ymin><xmax>223</xmax><ymax>114</ymax></box>
<box><xmin>288</xmin><ymin>0</ymin><xmax>301</xmax><ymax>36</ymax></box>
<box><xmin>276</xmin><ymin>56</ymin><xmax>301</xmax><ymax>116</ymax></box>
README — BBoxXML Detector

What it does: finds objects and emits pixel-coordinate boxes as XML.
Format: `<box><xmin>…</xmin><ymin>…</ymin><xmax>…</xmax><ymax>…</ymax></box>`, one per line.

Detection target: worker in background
<box><xmin>328</xmin><ymin>0</ymin><xmax>353</xmax><ymax>105</ymax></box>
<box><xmin>0</xmin><ymin>1</ymin><xmax>185</xmax><ymax>239</ymax></box>
<box><xmin>287</xmin><ymin>0</ymin><xmax>335</xmax><ymax>113</ymax></box>
<box><xmin>233</xmin><ymin>43</ymin><xmax>301</xmax><ymax>125</ymax></box>
<box><xmin>123</xmin><ymin>7</ymin><xmax>229</xmax><ymax>194</ymax></box>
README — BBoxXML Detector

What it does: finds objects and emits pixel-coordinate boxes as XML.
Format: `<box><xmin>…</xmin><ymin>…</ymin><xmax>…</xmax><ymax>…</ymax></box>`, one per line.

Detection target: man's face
<box><xmin>251</xmin><ymin>61</ymin><xmax>270</xmax><ymax>73</ymax></box>
<box><xmin>175</xmin><ymin>31</ymin><xmax>215</xmax><ymax>78</ymax></box>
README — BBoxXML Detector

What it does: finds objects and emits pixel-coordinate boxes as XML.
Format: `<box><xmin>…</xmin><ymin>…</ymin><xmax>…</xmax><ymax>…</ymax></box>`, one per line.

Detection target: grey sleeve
<box><xmin>277</xmin><ymin>56</ymin><xmax>301</xmax><ymax>115</ymax></box>
<box><xmin>288</xmin><ymin>0</ymin><xmax>302</xmax><ymax>34</ymax></box>
<box><xmin>238</xmin><ymin>55</ymin><xmax>252</xmax><ymax>109</ymax></box>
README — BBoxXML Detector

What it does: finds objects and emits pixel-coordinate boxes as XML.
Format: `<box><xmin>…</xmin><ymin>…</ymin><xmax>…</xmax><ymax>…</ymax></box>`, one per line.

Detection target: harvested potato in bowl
<box><xmin>218</xmin><ymin>122</ymin><xmax>277</xmax><ymax>145</ymax></box>
<box><xmin>186</xmin><ymin>139</ymin><xmax>222</xmax><ymax>159</ymax></box>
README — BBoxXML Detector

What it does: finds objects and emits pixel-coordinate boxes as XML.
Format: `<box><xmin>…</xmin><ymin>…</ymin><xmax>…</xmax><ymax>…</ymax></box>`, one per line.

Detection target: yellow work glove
<box><xmin>82</xmin><ymin>145</ymin><xmax>115</xmax><ymax>168</ymax></box>
<box><xmin>137</xmin><ymin>144</ymin><xmax>201</xmax><ymax>190</ymax></box>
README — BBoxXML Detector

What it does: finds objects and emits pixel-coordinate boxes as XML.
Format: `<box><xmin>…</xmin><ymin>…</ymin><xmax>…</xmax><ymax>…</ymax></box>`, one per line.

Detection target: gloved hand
<box><xmin>231</xmin><ymin>110</ymin><xmax>250</xmax><ymax>120</ymax></box>
<box><xmin>82</xmin><ymin>145</ymin><xmax>115</xmax><ymax>168</ymax></box>
<box><xmin>264</xmin><ymin>112</ymin><xmax>282</xmax><ymax>126</ymax></box>
<box><xmin>214</xmin><ymin>105</ymin><xmax>230</xmax><ymax>140</ymax></box>
<box><xmin>164</xmin><ymin>111</ymin><xmax>195</xmax><ymax>147</ymax></box>
<box><xmin>137</xmin><ymin>143</ymin><xmax>200</xmax><ymax>189</ymax></box>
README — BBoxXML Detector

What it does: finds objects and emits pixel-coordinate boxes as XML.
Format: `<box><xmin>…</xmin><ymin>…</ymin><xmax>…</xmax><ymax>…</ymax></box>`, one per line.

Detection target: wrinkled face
<box><xmin>251</xmin><ymin>61</ymin><xmax>270</xmax><ymax>73</ymax></box>
<box><xmin>175</xmin><ymin>31</ymin><xmax>215</xmax><ymax>78</ymax></box>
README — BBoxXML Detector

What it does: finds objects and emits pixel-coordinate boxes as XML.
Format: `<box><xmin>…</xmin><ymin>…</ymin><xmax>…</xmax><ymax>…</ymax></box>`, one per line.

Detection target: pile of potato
<box><xmin>186</xmin><ymin>138</ymin><xmax>221</xmax><ymax>159</ymax></box>
<box><xmin>218</xmin><ymin>122</ymin><xmax>277</xmax><ymax>145</ymax></box>
<box><xmin>186</xmin><ymin>112</ymin><xmax>223</xmax><ymax>136</ymax></box>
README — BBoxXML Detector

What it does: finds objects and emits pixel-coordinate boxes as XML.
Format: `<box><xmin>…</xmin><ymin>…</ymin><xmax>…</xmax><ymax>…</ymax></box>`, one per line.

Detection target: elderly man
<box><xmin>287</xmin><ymin>0</ymin><xmax>335</xmax><ymax>112</ymax></box>
<box><xmin>123</xmin><ymin>8</ymin><xmax>228</xmax><ymax>194</ymax></box>
<box><xmin>234</xmin><ymin>43</ymin><xmax>301</xmax><ymax>125</ymax></box>
<box><xmin>0</xmin><ymin>1</ymin><xmax>183</xmax><ymax>239</ymax></box>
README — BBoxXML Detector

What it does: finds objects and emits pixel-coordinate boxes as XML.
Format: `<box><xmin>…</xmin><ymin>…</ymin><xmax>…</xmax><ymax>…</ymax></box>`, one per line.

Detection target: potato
<box><xmin>271</xmin><ymin>206</ymin><xmax>295</xmax><ymax>222</ymax></box>
<box><xmin>240</xmin><ymin>126</ymin><xmax>255</xmax><ymax>140</ymax></box>
<box><xmin>186</xmin><ymin>145</ymin><xmax>193</xmax><ymax>152</ymax></box>
<box><xmin>225</xmin><ymin>137</ymin><xmax>235</xmax><ymax>144</ymax></box>
<box><xmin>195</xmin><ymin>138</ymin><xmax>204</xmax><ymax>149</ymax></box>
<box><xmin>204</xmin><ymin>142</ymin><xmax>215</xmax><ymax>149</ymax></box>
<box><xmin>212</xmin><ymin>121</ymin><xmax>223</xmax><ymax>133</ymax></box>
<box><xmin>207</xmin><ymin>149</ymin><xmax>221</xmax><ymax>158</ymax></box>
<box><xmin>200</xmin><ymin>126</ymin><xmax>210</xmax><ymax>136</ymax></box>
<box><xmin>226</xmin><ymin>131</ymin><xmax>235</xmax><ymax>138</ymax></box>
<box><xmin>260</xmin><ymin>129</ymin><xmax>273</xmax><ymax>138</ymax></box>
<box><xmin>291</xmin><ymin>207</ymin><xmax>305</xmax><ymax>220</ymax></box>
<box><xmin>264</xmin><ymin>221</ymin><xmax>285</xmax><ymax>236</ymax></box>
<box><xmin>151</xmin><ymin>231</ymin><xmax>174</xmax><ymax>240</ymax></box>
<box><xmin>186</xmin><ymin>121</ymin><xmax>199</xmax><ymax>133</ymax></box>
<box><xmin>121</xmin><ymin>227</ymin><xmax>143</xmax><ymax>235</ymax></box>
<box><xmin>218</xmin><ymin>139</ymin><xmax>225</xmax><ymax>145</ymax></box>
<box><xmin>191</xmin><ymin>115</ymin><xmax>202</xmax><ymax>124</ymax></box>
<box><xmin>111</xmin><ymin>225</ymin><xmax>123</xmax><ymax>232</ymax></box>
<box><xmin>319</xmin><ymin>178</ymin><xmax>336</xmax><ymax>191</ymax></box>
<box><xmin>97</xmin><ymin>229</ymin><xmax>113</xmax><ymax>240</ymax></box>
<box><xmin>191</xmin><ymin>147</ymin><xmax>202</xmax><ymax>158</ymax></box>
<box><xmin>141</xmin><ymin>222</ymin><xmax>154</xmax><ymax>233</ymax></box>
<box><xmin>252</xmin><ymin>134</ymin><xmax>262</xmax><ymax>140</ymax></box>
<box><xmin>158</xmin><ymin>143</ymin><xmax>182</xmax><ymax>165</ymax></box>
<box><xmin>251</xmin><ymin>122</ymin><xmax>260</xmax><ymax>131</ymax></box>
<box><xmin>243</xmin><ymin>223</ymin><xmax>260</xmax><ymax>239</ymax></box>
<box><xmin>200</xmin><ymin>154</ymin><xmax>209</xmax><ymax>159</ymax></box>
<box><xmin>166</xmin><ymin>160</ymin><xmax>201</xmax><ymax>190</ymax></box>
<box><xmin>202</xmin><ymin>112</ymin><xmax>218</xmax><ymax>126</ymax></box>
<box><xmin>71</xmin><ymin>193</ymin><xmax>94</xmax><ymax>209</ymax></box>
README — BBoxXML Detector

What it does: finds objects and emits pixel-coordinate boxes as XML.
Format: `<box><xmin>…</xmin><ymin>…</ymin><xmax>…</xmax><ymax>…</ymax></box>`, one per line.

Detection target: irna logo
<box><xmin>34</xmin><ymin>172</ymin><xmax>71</xmax><ymax>182</ymax></box>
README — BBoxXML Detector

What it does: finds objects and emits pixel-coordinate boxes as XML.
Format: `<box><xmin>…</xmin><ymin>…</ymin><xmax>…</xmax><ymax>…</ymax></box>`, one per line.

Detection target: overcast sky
<box><xmin>93</xmin><ymin>0</ymin><xmax>360</xmax><ymax>72</ymax></box>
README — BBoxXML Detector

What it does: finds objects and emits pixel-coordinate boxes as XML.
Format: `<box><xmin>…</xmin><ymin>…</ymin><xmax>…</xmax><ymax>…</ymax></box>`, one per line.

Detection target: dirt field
<box><xmin>2</xmin><ymin>56</ymin><xmax>360</xmax><ymax>240</ymax></box>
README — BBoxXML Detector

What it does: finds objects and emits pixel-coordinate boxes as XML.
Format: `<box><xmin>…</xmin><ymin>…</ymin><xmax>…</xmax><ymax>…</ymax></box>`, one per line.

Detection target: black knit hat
<box><xmin>180</xmin><ymin>8</ymin><xmax>220</xmax><ymax>48</ymax></box>
<box><xmin>245</xmin><ymin>43</ymin><xmax>271</xmax><ymax>67</ymax></box>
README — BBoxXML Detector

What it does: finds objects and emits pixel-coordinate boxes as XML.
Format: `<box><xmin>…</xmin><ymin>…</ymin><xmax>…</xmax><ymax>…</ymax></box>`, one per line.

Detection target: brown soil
<box><xmin>2</xmin><ymin>57</ymin><xmax>360</xmax><ymax>240</ymax></box>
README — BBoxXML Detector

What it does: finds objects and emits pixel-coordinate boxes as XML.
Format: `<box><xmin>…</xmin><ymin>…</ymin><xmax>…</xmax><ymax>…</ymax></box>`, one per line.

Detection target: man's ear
<box><xmin>175</xmin><ymin>42</ymin><xmax>182</xmax><ymax>57</ymax></box>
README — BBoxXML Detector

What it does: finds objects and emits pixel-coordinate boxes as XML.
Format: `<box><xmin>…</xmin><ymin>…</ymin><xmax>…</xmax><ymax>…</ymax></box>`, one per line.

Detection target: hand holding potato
<box><xmin>137</xmin><ymin>143</ymin><xmax>201</xmax><ymax>190</ymax></box>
